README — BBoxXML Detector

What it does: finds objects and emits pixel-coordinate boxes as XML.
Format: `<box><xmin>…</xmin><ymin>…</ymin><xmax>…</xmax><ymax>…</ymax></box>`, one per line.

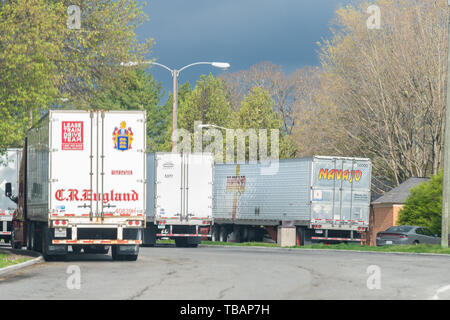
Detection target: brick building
<box><xmin>368</xmin><ymin>177</ymin><xmax>429</xmax><ymax>246</ymax></box>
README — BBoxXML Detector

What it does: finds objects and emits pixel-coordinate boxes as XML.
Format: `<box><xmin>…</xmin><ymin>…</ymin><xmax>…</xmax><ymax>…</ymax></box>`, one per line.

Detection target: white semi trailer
<box><xmin>142</xmin><ymin>153</ymin><xmax>213</xmax><ymax>247</ymax></box>
<box><xmin>0</xmin><ymin>149</ymin><xmax>21</xmax><ymax>243</ymax></box>
<box><xmin>5</xmin><ymin>110</ymin><xmax>146</xmax><ymax>260</ymax></box>
<box><xmin>212</xmin><ymin>156</ymin><xmax>371</xmax><ymax>245</ymax></box>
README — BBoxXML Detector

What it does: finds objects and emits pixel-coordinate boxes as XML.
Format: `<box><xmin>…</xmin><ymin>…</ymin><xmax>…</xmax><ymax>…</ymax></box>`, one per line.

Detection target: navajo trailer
<box><xmin>142</xmin><ymin>153</ymin><xmax>213</xmax><ymax>247</ymax></box>
<box><xmin>5</xmin><ymin>110</ymin><xmax>146</xmax><ymax>261</ymax></box>
<box><xmin>212</xmin><ymin>156</ymin><xmax>371</xmax><ymax>245</ymax></box>
<box><xmin>1</xmin><ymin>149</ymin><xmax>21</xmax><ymax>243</ymax></box>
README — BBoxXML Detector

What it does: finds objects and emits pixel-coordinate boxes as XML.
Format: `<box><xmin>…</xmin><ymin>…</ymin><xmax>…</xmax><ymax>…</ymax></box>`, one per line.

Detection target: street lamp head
<box><xmin>120</xmin><ymin>61</ymin><xmax>139</xmax><ymax>67</ymax></box>
<box><xmin>211</xmin><ymin>62</ymin><xmax>230</xmax><ymax>70</ymax></box>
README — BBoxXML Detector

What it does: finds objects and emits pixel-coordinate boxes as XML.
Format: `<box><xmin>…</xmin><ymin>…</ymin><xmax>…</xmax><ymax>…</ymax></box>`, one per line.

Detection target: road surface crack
<box><xmin>128</xmin><ymin>285</ymin><xmax>150</xmax><ymax>300</ymax></box>
<box><xmin>217</xmin><ymin>285</ymin><xmax>234</xmax><ymax>299</ymax></box>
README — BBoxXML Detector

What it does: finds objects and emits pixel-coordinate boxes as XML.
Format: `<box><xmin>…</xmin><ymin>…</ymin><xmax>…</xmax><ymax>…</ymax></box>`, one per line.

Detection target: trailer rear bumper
<box><xmin>52</xmin><ymin>239</ymin><xmax>142</xmax><ymax>245</ymax></box>
<box><xmin>156</xmin><ymin>233</ymin><xmax>210</xmax><ymax>238</ymax></box>
<box><xmin>311</xmin><ymin>236</ymin><xmax>366</xmax><ymax>242</ymax></box>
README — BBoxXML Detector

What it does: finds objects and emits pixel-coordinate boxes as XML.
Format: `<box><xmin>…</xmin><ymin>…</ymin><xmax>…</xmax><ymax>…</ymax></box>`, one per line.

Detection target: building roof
<box><xmin>372</xmin><ymin>177</ymin><xmax>430</xmax><ymax>205</ymax></box>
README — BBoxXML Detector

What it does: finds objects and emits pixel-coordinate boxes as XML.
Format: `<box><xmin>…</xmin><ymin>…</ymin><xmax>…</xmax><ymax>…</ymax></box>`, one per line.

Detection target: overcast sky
<box><xmin>136</xmin><ymin>0</ymin><xmax>350</xmax><ymax>95</ymax></box>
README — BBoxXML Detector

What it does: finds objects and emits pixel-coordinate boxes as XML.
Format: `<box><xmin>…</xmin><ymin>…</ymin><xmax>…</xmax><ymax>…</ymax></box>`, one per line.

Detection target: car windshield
<box><xmin>386</xmin><ymin>226</ymin><xmax>413</xmax><ymax>233</ymax></box>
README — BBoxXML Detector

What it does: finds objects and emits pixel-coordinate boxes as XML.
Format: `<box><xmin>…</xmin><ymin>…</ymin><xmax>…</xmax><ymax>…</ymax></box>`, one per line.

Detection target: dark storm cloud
<box><xmin>136</xmin><ymin>0</ymin><xmax>350</xmax><ymax>93</ymax></box>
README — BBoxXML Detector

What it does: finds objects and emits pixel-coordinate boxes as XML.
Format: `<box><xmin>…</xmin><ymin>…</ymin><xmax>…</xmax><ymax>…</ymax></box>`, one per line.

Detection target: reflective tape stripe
<box><xmin>157</xmin><ymin>233</ymin><xmax>211</xmax><ymax>237</ymax></box>
<box><xmin>52</xmin><ymin>239</ymin><xmax>142</xmax><ymax>244</ymax></box>
<box><xmin>311</xmin><ymin>237</ymin><xmax>366</xmax><ymax>242</ymax></box>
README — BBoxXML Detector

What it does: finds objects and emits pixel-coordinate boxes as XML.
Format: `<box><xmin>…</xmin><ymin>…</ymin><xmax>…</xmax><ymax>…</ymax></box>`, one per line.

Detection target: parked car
<box><xmin>376</xmin><ymin>225</ymin><xmax>440</xmax><ymax>246</ymax></box>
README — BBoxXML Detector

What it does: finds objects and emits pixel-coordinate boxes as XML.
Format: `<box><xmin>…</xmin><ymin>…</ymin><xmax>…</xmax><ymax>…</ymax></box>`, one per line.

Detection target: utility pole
<box><xmin>442</xmin><ymin>1</ymin><xmax>450</xmax><ymax>248</ymax></box>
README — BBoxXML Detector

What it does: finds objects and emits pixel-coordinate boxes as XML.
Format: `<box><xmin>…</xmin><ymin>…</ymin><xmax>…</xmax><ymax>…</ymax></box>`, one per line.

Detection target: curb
<box><xmin>199</xmin><ymin>244</ymin><xmax>450</xmax><ymax>257</ymax></box>
<box><xmin>0</xmin><ymin>248</ymin><xmax>43</xmax><ymax>276</ymax></box>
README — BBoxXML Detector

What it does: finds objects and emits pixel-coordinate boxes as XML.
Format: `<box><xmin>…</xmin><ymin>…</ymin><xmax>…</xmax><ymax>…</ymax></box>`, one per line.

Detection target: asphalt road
<box><xmin>0</xmin><ymin>243</ymin><xmax>449</xmax><ymax>300</ymax></box>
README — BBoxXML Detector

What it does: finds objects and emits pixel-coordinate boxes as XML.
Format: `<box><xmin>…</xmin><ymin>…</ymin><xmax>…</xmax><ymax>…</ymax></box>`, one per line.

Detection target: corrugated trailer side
<box><xmin>26</xmin><ymin>115</ymin><xmax>50</xmax><ymax>223</ymax></box>
<box><xmin>213</xmin><ymin>158</ymin><xmax>312</xmax><ymax>223</ymax></box>
<box><xmin>212</xmin><ymin>156</ymin><xmax>371</xmax><ymax>245</ymax></box>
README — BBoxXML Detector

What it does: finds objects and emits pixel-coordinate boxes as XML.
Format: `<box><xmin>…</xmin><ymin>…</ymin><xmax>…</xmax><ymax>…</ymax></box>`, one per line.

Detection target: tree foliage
<box><xmin>0</xmin><ymin>0</ymin><xmax>151</xmax><ymax>151</ymax></box>
<box><xmin>92</xmin><ymin>67</ymin><xmax>166</xmax><ymax>152</ymax></box>
<box><xmin>398</xmin><ymin>172</ymin><xmax>442</xmax><ymax>236</ymax></box>
<box><xmin>178</xmin><ymin>74</ymin><xmax>232</xmax><ymax>133</ymax></box>
<box><xmin>317</xmin><ymin>0</ymin><xmax>448</xmax><ymax>190</ymax></box>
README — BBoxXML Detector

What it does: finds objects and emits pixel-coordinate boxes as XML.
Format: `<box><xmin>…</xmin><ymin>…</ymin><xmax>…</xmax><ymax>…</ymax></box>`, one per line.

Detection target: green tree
<box><xmin>177</xmin><ymin>74</ymin><xmax>231</xmax><ymax>155</ymax></box>
<box><xmin>0</xmin><ymin>0</ymin><xmax>151</xmax><ymax>152</ymax></box>
<box><xmin>398</xmin><ymin>171</ymin><xmax>442</xmax><ymax>235</ymax></box>
<box><xmin>92</xmin><ymin>68</ymin><xmax>167</xmax><ymax>152</ymax></box>
<box><xmin>0</xmin><ymin>0</ymin><xmax>63</xmax><ymax>150</ymax></box>
<box><xmin>233</xmin><ymin>87</ymin><xmax>296</xmax><ymax>160</ymax></box>
<box><xmin>178</xmin><ymin>74</ymin><xmax>232</xmax><ymax>132</ymax></box>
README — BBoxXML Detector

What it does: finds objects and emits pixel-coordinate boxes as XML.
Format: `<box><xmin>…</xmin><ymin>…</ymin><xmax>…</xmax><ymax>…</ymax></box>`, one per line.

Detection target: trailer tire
<box><xmin>175</xmin><ymin>238</ymin><xmax>188</xmax><ymax>247</ymax></box>
<box><xmin>211</xmin><ymin>226</ymin><xmax>219</xmax><ymax>242</ymax></box>
<box><xmin>41</xmin><ymin>232</ymin><xmax>65</xmax><ymax>262</ymax></box>
<box><xmin>124</xmin><ymin>254</ymin><xmax>138</xmax><ymax>261</ymax></box>
<box><xmin>26</xmin><ymin>223</ymin><xmax>32</xmax><ymax>250</ymax></box>
<box><xmin>111</xmin><ymin>246</ymin><xmax>138</xmax><ymax>261</ymax></box>
<box><xmin>219</xmin><ymin>227</ymin><xmax>227</xmax><ymax>242</ymax></box>
<box><xmin>11</xmin><ymin>230</ymin><xmax>21</xmax><ymax>249</ymax></box>
<box><xmin>72</xmin><ymin>245</ymin><xmax>82</xmax><ymax>254</ymax></box>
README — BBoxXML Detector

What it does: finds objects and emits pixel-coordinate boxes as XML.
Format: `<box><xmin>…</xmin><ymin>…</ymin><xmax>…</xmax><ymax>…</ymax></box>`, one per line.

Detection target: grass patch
<box><xmin>299</xmin><ymin>243</ymin><xmax>450</xmax><ymax>254</ymax></box>
<box><xmin>201</xmin><ymin>241</ymin><xmax>277</xmax><ymax>247</ymax></box>
<box><xmin>0</xmin><ymin>253</ymin><xmax>30</xmax><ymax>269</ymax></box>
<box><xmin>157</xmin><ymin>239</ymin><xmax>175</xmax><ymax>244</ymax></box>
<box><xmin>200</xmin><ymin>241</ymin><xmax>450</xmax><ymax>254</ymax></box>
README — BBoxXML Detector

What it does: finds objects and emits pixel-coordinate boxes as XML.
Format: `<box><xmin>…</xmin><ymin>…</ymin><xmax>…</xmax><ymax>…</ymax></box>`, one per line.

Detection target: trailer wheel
<box><xmin>175</xmin><ymin>238</ymin><xmax>189</xmax><ymax>247</ymax></box>
<box><xmin>26</xmin><ymin>223</ymin><xmax>32</xmax><ymax>250</ymax></box>
<box><xmin>211</xmin><ymin>226</ymin><xmax>219</xmax><ymax>242</ymax></box>
<box><xmin>11</xmin><ymin>230</ymin><xmax>21</xmax><ymax>249</ymax></box>
<box><xmin>41</xmin><ymin>231</ymin><xmax>64</xmax><ymax>261</ymax></box>
<box><xmin>72</xmin><ymin>245</ymin><xmax>82</xmax><ymax>254</ymax></box>
<box><xmin>219</xmin><ymin>227</ymin><xmax>227</xmax><ymax>242</ymax></box>
<box><xmin>111</xmin><ymin>246</ymin><xmax>138</xmax><ymax>261</ymax></box>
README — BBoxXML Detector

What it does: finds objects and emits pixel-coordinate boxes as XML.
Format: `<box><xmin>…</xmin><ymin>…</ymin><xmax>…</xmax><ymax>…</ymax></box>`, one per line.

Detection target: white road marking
<box><xmin>430</xmin><ymin>285</ymin><xmax>450</xmax><ymax>300</ymax></box>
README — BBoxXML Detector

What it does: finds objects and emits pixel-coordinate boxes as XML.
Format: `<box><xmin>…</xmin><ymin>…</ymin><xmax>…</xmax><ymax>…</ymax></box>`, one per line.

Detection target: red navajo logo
<box><xmin>55</xmin><ymin>189</ymin><xmax>138</xmax><ymax>203</ymax></box>
<box><xmin>62</xmin><ymin>121</ymin><xmax>83</xmax><ymax>150</ymax></box>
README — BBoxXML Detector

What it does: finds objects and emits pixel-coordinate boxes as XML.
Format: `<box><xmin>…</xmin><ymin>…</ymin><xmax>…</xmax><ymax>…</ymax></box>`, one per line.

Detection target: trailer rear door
<box><xmin>50</xmin><ymin>111</ymin><xmax>94</xmax><ymax>218</ymax></box>
<box><xmin>50</xmin><ymin>111</ymin><xmax>146</xmax><ymax>219</ymax></box>
<box><xmin>0</xmin><ymin>149</ymin><xmax>21</xmax><ymax>212</ymax></box>
<box><xmin>185</xmin><ymin>153</ymin><xmax>213</xmax><ymax>222</ymax></box>
<box><xmin>155</xmin><ymin>153</ymin><xmax>183</xmax><ymax>221</ymax></box>
<box><xmin>310</xmin><ymin>157</ymin><xmax>371</xmax><ymax>226</ymax></box>
<box><xmin>101</xmin><ymin>111</ymin><xmax>146</xmax><ymax>218</ymax></box>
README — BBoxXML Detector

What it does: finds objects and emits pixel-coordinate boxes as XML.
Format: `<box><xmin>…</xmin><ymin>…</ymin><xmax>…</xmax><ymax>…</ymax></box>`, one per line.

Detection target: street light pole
<box><xmin>442</xmin><ymin>1</ymin><xmax>450</xmax><ymax>247</ymax></box>
<box><xmin>172</xmin><ymin>69</ymin><xmax>178</xmax><ymax>152</ymax></box>
<box><xmin>123</xmin><ymin>61</ymin><xmax>230</xmax><ymax>152</ymax></box>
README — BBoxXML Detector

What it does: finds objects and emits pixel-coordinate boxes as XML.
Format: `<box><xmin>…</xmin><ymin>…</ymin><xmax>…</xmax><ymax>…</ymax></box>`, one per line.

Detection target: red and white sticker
<box><xmin>62</xmin><ymin>121</ymin><xmax>83</xmax><ymax>150</ymax></box>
